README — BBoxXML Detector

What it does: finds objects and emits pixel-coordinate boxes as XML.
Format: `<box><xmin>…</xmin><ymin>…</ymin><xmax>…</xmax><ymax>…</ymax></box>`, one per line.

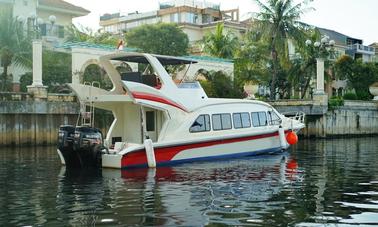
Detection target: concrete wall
<box><xmin>0</xmin><ymin>100</ymin><xmax>79</xmax><ymax>147</ymax></box>
<box><xmin>301</xmin><ymin>101</ymin><xmax>378</xmax><ymax>138</ymax></box>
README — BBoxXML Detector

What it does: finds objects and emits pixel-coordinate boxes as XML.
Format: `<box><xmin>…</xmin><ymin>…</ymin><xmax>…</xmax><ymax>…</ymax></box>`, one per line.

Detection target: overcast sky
<box><xmin>65</xmin><ymin>0</ymin><xmax>378</xmax><ymax>45</ymax></box>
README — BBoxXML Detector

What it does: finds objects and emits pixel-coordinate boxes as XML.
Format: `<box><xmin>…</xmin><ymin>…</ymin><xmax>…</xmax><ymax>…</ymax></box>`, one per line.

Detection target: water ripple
<box><xmin>0</xmin><ymin>137</ymin><xmax>378</xmax><ymax>226</ymax></box>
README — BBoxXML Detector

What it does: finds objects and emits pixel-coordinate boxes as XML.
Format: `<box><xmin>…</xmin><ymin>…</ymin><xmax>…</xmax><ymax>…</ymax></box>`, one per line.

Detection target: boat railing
<box><xmin>283</xmin><ymin>111</ymin><xmax>305</xmax><ymax>124</ymax></box>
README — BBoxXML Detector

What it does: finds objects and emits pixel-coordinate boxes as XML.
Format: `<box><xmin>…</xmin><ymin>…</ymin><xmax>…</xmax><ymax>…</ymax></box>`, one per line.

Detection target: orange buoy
<box><xmin>286</xmin><ymin>131</ymin><xmax>298</xmax><ymax>145</ymax></box>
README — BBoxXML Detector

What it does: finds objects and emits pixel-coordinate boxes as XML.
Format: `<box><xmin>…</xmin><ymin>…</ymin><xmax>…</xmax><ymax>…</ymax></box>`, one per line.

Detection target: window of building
<box><xmin>212</xmin><ymin>113</ymin><xmax>232</xmax><ymax>131</ymax></box>
<box><xmin>170</xmin><ymin>13</ymin><xmax>179</xmax><ymax>23</ymax></box>
<box><xmin>58</xmin><ymin>25</ymin><xmax>64</xmax><ymax>38</ymax></box>
<box><xmin>190</xmin><ymin>114</ymin><xmax>211</xmax><ymax>133</ymax></box>
<box><xmin>233</xmin><ymin>112</ymin><xmax>251</xmax><ymax>129</ymax></box>
<box><xmin>186</xmin><ymin>13</ymin><xmax>198</xmax><ymax>23</ymax></box>
<box><xmin>251</xmin><ymin>112</ymin><xmax>268</xmax><ymax>127</ymax></box>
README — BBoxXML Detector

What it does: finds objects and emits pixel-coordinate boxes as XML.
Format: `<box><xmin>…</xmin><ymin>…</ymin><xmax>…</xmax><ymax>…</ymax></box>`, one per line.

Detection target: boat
<box><xmin>57</xmin><ymin>52</ymin><xmax>305</xmax><ymax>169</ymax></box>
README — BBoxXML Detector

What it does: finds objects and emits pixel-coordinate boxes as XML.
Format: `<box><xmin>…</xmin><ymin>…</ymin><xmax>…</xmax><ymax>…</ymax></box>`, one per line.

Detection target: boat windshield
<box><xmin>111</xmin><ymin>54</ymin><xmax>198</xmax><ymax>89</ymax></box>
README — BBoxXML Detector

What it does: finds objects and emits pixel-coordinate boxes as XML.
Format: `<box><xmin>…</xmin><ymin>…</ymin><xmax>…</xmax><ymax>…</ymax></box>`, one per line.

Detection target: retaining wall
<box><xmin>0</xmin><ymin>100</ymin><xmax>79</xmax><ymax>147</ymax></box>
<box><xmin>301</xmin><ymin>101</ymin><xmax>378</xmax><ymax>138</ymax></box>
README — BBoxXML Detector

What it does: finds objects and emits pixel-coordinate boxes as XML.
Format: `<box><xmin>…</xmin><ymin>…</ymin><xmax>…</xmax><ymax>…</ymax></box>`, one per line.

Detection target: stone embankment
<box><xmin>0</xmin><ymin>93</ymin><xmax>78</xmax><ymax>147</ymax></box>
<box><xmin>270</xmin><ymin>99</ymin><xmax>378</xmax><ymax>138</ymax></box>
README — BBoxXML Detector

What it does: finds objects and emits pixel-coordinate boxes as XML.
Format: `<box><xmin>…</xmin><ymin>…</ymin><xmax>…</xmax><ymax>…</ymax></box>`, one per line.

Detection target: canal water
<box><xmin>0</xmin><ymin>137</ymin><xmax>378</xmax><ymax>226</ymax></box>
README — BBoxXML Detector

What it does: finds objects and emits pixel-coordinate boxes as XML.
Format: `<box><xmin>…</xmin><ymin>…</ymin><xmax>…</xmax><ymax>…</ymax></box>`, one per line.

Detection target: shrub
<box><xmin>328</xmin><ymin>96</ymin><xmax>344</xmax><ymax>109</ymax></box>
<box><xmin>343</xmin><ymin>92</ymin><xmax>357</xmax><ymax>100</ymax></box>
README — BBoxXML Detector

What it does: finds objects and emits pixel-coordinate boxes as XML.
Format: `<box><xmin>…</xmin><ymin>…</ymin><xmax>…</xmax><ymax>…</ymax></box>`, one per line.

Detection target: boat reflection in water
<box><xmin>56</xmin><ymin>153</ymin><xmax>303</xmax><ymax>226</ymax></box>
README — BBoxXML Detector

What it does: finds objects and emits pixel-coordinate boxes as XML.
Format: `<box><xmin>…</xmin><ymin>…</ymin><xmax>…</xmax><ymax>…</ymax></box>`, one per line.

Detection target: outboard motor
<box><xmin>57</xmin><ymin>125</ymin><xmax>104</xmax><ymax>168</ymax></box>
<box><xmin>58</xmin><ymin>125</ymin><xmax>75</xmax><ymax>150</ymax></box>
<box><xmin>58</xmin><ymin>125</ymin><xmax>82</xmax><ymax>168</ymax></box>
<box><xmin>73</xmin><ymin>126</ymin><xmax>104</xmax><ymax>168</ymax></box>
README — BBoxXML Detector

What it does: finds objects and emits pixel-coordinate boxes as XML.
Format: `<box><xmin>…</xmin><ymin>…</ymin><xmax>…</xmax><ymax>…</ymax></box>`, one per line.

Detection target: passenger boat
<box><xmin>57</xmin><ymin>52</ymin><xmax>305</xmax><ymax>169</ymax></box>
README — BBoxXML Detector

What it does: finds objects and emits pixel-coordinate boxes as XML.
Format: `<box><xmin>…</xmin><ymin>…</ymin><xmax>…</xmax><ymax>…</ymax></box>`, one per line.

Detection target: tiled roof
<box><xmin>55</xmin><ymin>41</ymin><xmax>137</xmax><ymax>52</ymax></box>
<box><xmin>183</xmin><ymin>55</ymin><xmax>233</xmax><ymax>63</ymax></box>
<box><xmin>39</xmin><ymin>0</ymin><xmax>90</xmax><ymax>14</ymax></box>
<box><xmin>55</xmin><ymin>42</ymin><xmax>233</xmax><ymax>63</ymax></box>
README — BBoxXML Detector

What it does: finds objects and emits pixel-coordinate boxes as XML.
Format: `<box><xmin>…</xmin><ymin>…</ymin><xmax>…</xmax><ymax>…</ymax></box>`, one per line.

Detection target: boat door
<box><xmin>145</xmin><ymin>110</ymin><xmax>158</xmax><ymax>141</ymax></box>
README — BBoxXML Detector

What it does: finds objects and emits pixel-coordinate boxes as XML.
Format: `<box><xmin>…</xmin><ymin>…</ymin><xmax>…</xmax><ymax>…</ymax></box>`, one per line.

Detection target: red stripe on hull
<box><xmin>121</xmin><ymin>132</ymin><xmax>280</xmax><ymax>168</ymax></box>
<box><xmin>131</xmin><ymin>92</ymin><xmax>187</xmax><ymax>112</ymax></box>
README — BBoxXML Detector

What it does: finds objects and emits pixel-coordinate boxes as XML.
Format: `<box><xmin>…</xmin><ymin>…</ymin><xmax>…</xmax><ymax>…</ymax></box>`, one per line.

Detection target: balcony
<box><xmin>348</xmin><ymin>44</ymin><xmax>375</xmax><ymax>55</ymax></box>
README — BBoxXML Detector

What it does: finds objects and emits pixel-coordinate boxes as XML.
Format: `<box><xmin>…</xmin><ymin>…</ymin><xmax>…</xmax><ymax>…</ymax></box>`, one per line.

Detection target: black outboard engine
<box><xmin>58</xmin><ymin>125</ymin><xmax>75</xmax><ymax>150</ymax></box>
<box><xmin>58</xmin><ymin>125</ymin><xmax>81</xmax><ymax>168</ymax></box>
<box><xmin>57</xmin><ymin>125</ymin><xmax>104</xmax><ymax>168</ymax></box>
<box><xmin>73</xmin><ymin>126</ymin><xmax>103</xmax><ymax>168</ymax></box>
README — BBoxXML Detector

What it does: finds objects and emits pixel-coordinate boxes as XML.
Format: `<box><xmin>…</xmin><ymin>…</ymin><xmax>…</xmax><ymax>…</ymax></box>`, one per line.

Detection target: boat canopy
<box><xmin>111</xmin><ymin>54</ymin><xmax>197</xmax><ymax>65</ymax></box>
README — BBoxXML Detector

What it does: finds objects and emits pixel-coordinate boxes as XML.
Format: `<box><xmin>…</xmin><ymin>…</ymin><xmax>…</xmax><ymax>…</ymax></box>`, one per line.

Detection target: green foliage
<box><xmin>42</xmin><ymin>50</ymin><xmax>72</xmax><ymax>93</ymax></box>
<box><xmin>19</xmin><ymin>72</ymin><xmax>32</xmax><ymax>92</ymax></box>
<box><xmin>65</xmin><ymin>24</ymin><xmax>118</xmax><ymax>46</ymax></box>
<box><xmin>200</xmin><ymin>71</ymin><xmax>243</xmax><ymax>98</ymax></box>
<box><xmin>343</xmin><ymin>92</ymin><xmax>357</xmax><ymax>100</ymax></box>
<box><xmin>252</xmin><ymin>0</ymin><xmax>313</xmax><ymax>100</ymax></box>
<box><xmin>328</xmin><ymin>96</ymin><xmax>344</xmax><ymax>109</ymax></box>
<box><xmin>125</xmin><ymin>23</ymin><xmax>189</xmax><ymax>56</ymax></box>
<box><xmin>203</xmin><ymin>23</ymin><xmax>239</xmax><ymax>59</ymax></box>
<box><xmin>234</xmin><ymin>35</ymin><xmax>270</xmax><ymax>86</ymax></box>
<box><xmin>335</xmin><ymin>55</ymin><xmax>378</xmax><ymax>100</ymax></box>
<box><xmin>0</xmin><ymin>9</ymin><xmax>32</xmax><ymax>91</ymax></box>
<box><xmin>82</xmin><ymin>64</ymin><xmax>113</xmax><ymax>91</ymax></box>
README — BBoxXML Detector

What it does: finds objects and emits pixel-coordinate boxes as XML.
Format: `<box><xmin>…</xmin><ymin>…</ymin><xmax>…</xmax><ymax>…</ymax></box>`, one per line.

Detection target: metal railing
<box><xmin>348</xmin><ymin>44</ymin><xmax>375</xmax><ymax>53</ymax></box>
<box><xmin>284</xmin><ymin>111</ymin><xmax>306</xmax><ymax>124</ymax></box>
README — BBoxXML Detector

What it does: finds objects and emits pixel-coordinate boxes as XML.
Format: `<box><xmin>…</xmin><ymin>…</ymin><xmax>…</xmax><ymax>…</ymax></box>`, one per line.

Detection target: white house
<box><xmin>0</xmin><ymin>0</ymin><xmax>90</xmax><ymax>91</ymax></box>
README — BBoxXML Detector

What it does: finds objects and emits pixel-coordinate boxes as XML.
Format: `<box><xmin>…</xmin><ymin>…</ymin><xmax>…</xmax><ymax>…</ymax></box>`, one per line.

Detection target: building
<box><xmin>318</xmin><ymin>27</ymin><xmax>375</xmax><ymax>62</ymax></box>
<box><xmin>0</xmin><ymin>0</ymin><xmax>89</xmax><ymax>42</ymax></box>
<box><xmin>368</xmin><ymin>42</ymin><xmax>378</xmax><ymax>62</ymax></box>
<box><xmin>0</xmin><ymin>0</ymin><xmax>90</xmax><ymax>91</ymax></box>
<box><xmin>99</xmin><ymin>0</ymin><xmax>246</xmax><ymax>52</ymax></box>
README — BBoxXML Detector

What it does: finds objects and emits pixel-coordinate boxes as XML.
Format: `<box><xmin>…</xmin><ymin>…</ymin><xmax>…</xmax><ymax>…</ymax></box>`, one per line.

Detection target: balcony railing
<box><xmin>348</xmin><ymin>44</ymin><xmax>375</xmax><ymax>53</ymax></box>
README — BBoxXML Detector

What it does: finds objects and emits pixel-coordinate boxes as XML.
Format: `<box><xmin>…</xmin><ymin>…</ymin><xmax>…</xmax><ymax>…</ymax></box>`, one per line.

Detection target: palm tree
<box><xmin>203</xmin><ymin>23</ymin><xmax>239</xmax><ymax>59</ymax></box>
<box><xmin>253</xmin><ymin>0</ymin><xmax>312</xmax><ymax>100</ymax></box>
<box><xmin>0</xmin><ymin>10</ymin><xmax>32</xmax><ymax>91</ymax></box>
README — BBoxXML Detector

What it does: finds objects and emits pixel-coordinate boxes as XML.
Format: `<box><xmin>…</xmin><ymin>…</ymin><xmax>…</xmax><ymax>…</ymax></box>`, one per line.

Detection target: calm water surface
<box><xmin>1</xmin><ymin>137</ymin><xmax>378</xmax><ymax>226</ymax></box>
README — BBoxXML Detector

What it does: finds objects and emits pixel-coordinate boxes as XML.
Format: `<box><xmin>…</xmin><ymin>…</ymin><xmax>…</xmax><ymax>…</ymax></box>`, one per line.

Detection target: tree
<box><xmin>253</xmin><ymin>0</ymin><xmax>313</xmax><ymax>100</ymax></box>
<box><xmin>203</xmin><ymin>23</ymin><xmax>239</xmax><ymax>59</ymax></box>
<box><xmin>335</xmin><ymin>55</ymin><xmax>378</xmax><ymax>100</ymax></box>
<box><xmin>125</xmin><ymin>23</ymin><xmax>189</xmax><ymax>56</ymax></box>
<box><xmin>199</xmin><ymin>70</ymin><xmax>243</xmax><ymax>98</ymax></box>
<box><xmin>234</xmin><ymin>32</ymin><xmax>271</xmax><ymax>88</ymax></box>
<box><xmin>0</xmin><ymin>10</ymin><xmax>32</xmax><ymax>91</ymax></box>
<box><xmin>65</xmin><ymin>24</ymin><xmax>118</xmax><ymax>46</ymax></box>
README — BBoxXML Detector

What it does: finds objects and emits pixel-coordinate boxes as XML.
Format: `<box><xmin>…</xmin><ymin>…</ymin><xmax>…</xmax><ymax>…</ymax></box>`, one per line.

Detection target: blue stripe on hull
<box><xmin>121</xmin><ymin>146</ymin><xmax>284</xmax><ymax>170</ymax></box>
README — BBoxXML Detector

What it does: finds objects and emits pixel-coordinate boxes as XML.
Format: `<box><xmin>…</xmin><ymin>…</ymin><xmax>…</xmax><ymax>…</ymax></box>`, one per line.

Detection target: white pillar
<box><xmin>315</xmin><ymin>58</ymin><xmax>325</xmax><ymax>95</ymax></box>
<box><xmin>32</xmin><ymin>40</ymin><xmax>43</xmax><ymax>86</ymax></box>
<box><xmin>28</xmin><ymin>40</ymin><xmax>47</xmax><ymax>99</ymax></box>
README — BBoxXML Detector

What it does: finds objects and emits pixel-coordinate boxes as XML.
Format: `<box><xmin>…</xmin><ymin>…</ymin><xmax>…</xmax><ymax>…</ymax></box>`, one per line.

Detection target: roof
<box><xmin>38</xmin><ymin>0</ymin><xmax>90</xmax><ymax>16</ymax></box>
<box><xmin>317</xmin><ymin>27</ymin><xmax>362</xmax><ymax>46</ymax></box>
<box><xmin>112</xmin><ymin>54</ymin><xmax>197</xmax><ymax>65</ymax></box>
<box><xmin>55</xmin><ymin>41</ymin><xmax>137</xmax><ymax>52</ymax></box>
<box><xmin>55</xmin><ymin>41</ymin><xmax>233</xmax><ymax>64</ymax></box>
<box><xmin>183</xmin><ymin>55</ymin><xmax>233</xmax><ymax>63</ymax></box>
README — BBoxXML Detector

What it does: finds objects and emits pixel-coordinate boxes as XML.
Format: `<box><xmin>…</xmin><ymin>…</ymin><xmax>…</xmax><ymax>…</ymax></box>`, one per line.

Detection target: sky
<box><xmin>65</xmin><ymin>0</ymin><xmax>378</xmax><ymax>45</ymax></box>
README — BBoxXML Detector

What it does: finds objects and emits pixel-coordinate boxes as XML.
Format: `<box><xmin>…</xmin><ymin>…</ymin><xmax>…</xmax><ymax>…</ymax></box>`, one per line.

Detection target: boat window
<box><xmin>251</xmin><ymin>112</ymin><xmax>259</xmax><ymax>127</ymax></box>
<box><xmin>189</xmin><ymin>114</ymin><xmax>211</xmax><ymax>133</ymax></box>
<box><xmin>233</xmin><ymin>112</ymin><xmax>251</xmax><ymax>129</ymax></box>
<box><xmin>212</xmin><ymin>113</ymin><xmax>232</xmax><ymax>131</ymax></box>
<box><xmin>268</xmin><ymin>111</ymin><xmax>281</xmax><ymax>125</ymax></box>
<box><xmin>258</xmin><ymin>112</ymin><xmax>268</xmax><ymax>126</ymax></box>
<box><xmin>251</xmin><ymin>112</ymin><xmax>268</xmax><ymax>127</ymax></box>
